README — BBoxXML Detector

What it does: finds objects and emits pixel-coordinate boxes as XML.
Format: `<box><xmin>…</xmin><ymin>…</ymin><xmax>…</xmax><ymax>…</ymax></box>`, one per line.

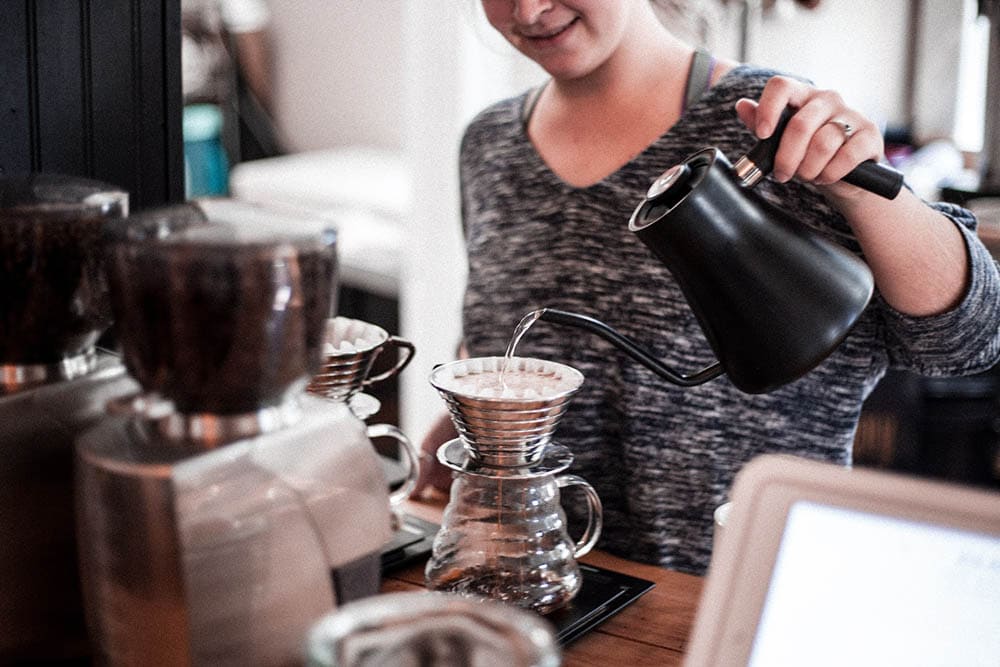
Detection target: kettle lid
<box><xmin>628</xmin><ymin>148</ymin><xmax>723</xmax><ymax>233</ymax></box>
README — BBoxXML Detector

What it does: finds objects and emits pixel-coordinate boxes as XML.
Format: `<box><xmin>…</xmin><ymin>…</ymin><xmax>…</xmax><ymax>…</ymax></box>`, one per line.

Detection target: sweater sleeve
<box><xmin>879</xmin><ymin>202</ymin><xmax>1000</xmax><ymax>376</ymax></box>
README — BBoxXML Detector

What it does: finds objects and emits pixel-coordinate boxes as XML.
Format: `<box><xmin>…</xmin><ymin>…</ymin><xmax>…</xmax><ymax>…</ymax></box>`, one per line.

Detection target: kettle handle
<box><xmin>538</xmin><ymin>309</ymin><xmax>724</xmax><ymax>387</ymax></box>
<box><xmin>736</xmin><ymin>106</ymin><xmax>904</xmax><ymax>200</ymax></box>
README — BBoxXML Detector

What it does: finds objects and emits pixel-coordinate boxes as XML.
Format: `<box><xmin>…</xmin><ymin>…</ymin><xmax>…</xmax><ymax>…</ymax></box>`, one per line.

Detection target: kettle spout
<box><xmin>537</xmin><ymin>309</ymin><xmax>724</xmax><ymax>388</ymax></box>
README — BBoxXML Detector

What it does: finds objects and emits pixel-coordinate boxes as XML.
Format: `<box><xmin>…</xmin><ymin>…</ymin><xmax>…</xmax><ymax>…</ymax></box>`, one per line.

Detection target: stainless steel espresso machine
<box><xmin>74</xmin><ymin>202</ymin><xmax>394</xmax><ymax>664</ymax></box>
<box><xmin>0</xmin><ymin>174</ymin><xmax>135</xmax><ymax>662</ymax></box>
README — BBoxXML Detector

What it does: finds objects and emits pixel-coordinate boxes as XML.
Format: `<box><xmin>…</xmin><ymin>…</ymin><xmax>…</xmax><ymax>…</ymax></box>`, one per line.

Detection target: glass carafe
<box><xmin>425</xmin><ymin>440</ymin><xmax>601</xmax><ymax>614</ymax></box>
<box><xmin>306</xmin><ymin>591</ymin><xmax>561</xmax><ymax>667</ymax></box>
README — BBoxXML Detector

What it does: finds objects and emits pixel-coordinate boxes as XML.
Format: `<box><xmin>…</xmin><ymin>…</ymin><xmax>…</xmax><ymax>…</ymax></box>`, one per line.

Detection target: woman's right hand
<box><xmin>410</xmin><ymin>411</ymin><xmax>458</xmax><ymax>501</ymax></box>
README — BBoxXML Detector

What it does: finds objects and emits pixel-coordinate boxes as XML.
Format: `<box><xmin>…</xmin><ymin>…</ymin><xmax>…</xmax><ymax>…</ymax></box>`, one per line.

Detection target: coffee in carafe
<box><xmin>75</xmin><ymin>201</ymin><xmax>394</xmax><ymax>664</ymax></box>
<box><xmin>0</xmin><ymin>174</ymin><xmax>134</xmax><ymax>663</ymax></box>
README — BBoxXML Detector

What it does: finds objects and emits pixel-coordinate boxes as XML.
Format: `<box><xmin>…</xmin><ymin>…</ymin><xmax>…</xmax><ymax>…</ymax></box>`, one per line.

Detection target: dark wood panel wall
<box><xmin>0</xmin><ymin>0</ymin><xmax>184</xmax><ymax>210</ymax></box>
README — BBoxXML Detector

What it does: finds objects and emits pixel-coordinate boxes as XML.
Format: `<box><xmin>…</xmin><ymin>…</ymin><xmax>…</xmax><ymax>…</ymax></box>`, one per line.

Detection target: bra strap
<box><xmin>521</xmin><ymin>82</ymin><xmax>547</xmax><ymax>128</ymax></box>
<box><xmin>684</xmin><ymin>47</ymin><xmax>715</xmax><ymax>110</ymax></box>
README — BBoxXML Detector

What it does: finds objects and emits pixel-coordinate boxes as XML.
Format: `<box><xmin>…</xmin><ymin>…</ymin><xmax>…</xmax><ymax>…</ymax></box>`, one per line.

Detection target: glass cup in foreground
<box><xmin>305</xmin><ymin>591</ymin><xmax>561</xmax><ymax>667</ymax></box>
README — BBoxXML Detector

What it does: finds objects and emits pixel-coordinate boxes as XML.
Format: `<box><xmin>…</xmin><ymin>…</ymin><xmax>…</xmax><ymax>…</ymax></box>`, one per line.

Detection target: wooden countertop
<box><xmin>384</xmin><ymin>501</ymin><xmax>705</xmax><ymax>666</ymax></box>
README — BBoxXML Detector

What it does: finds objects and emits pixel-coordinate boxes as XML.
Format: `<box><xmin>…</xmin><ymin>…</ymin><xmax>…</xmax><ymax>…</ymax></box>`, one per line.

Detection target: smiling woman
<box><xmin>412</xmin><ymin>0</ymin><xmax>1000</xmax><ymax>576</ymax></box>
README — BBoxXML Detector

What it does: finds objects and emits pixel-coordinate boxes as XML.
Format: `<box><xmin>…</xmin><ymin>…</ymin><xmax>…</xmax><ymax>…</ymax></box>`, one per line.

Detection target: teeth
<box><xmin>523</xmin><ymin>18</ymin><xmax>574</xmax><ymax>39</ymax></box>
<box><xmin>535</xmin><ymin>27</ymin><xmax>563</xmax><ymax>38</ymax></box>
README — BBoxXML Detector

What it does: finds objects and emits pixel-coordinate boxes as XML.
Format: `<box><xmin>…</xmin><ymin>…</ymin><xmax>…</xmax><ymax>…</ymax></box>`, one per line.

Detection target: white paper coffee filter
<box><xmin>323</xmin><ymin>317</ymin><xmax>387</xmax><ymax>355</ymax></box>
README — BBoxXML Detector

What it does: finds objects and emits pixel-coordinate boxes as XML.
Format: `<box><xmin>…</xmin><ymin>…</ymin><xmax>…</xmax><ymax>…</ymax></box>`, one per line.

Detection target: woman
<box><xmin>416</xmin><ymin>0</ymin><xmax>1000</xmax><ymax>575</ymax></box>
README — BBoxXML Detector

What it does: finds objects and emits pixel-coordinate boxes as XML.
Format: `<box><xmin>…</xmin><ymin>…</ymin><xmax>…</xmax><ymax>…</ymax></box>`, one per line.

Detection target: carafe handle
<box><xmin>363</xmin><ymin>336</ymin><xmax>416</xmax><ymax>387</ymax></box>
<box><xmin>556</xmin><ymin>474</ymin><xmax>603</xmax><ymax>558</ymax></box>
<box><xmin>367</xmin><ymin>423</ymin><xmax>420</xmax><ymax>507</ymax></box>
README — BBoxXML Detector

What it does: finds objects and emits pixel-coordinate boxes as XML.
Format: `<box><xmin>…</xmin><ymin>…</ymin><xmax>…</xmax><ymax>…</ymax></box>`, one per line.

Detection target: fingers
<box><xmin>734</xmin><ymin>97</ymin><xmax>758</xmax><ymax>130</ymax></box>
<box><xmin>411</xmin><ymin>458</ymin><xmax>453</xmax><ymax>501</ymax></box>
<box><xmin>739</xmin><ymin>76</ymin><xmax>883</xmax><ymax>188</ymax></box>
<box><xmin>409</xmin><ymin>413</ymin><xmax>458</xmax><ymax>500</ymax></box>
<box><xmin>802</xmin><ymin>119</ymin><xmax>870</xmax><ymax>184</ymax></box>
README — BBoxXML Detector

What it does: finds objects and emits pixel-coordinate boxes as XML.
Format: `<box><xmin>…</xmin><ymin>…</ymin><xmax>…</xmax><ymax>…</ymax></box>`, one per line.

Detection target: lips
<box><xmin>518</xmin><ymin>16</ymin><xmax>579</xmax><ymax>41</ymax></box>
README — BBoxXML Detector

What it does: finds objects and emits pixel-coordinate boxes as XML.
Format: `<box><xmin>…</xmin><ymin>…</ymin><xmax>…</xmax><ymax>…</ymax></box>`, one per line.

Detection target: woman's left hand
<box><xmin>734</xmin><ymin>75</ymin><xmax>884</xmax><ymax>205</ymax></box>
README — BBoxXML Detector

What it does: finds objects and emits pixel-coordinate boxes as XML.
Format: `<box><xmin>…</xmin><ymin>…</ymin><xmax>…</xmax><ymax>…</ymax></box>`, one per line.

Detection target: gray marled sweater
<box><xmin>458</xmin><ymin>65</ymin><xmax>1000</xmax><ymax>575</ymax></box>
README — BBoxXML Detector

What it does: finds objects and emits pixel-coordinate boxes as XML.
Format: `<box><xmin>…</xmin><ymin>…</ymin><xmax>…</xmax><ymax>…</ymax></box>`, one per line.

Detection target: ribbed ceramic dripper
<box><xmin>429</xmin><ymin>357</ymin><xmax>584</xmax><ymax>467</ymax></box>
<box><xmin>308</xmin><ymin>317</ymin><xmax>414</xmax><ymax>403</ymax></box>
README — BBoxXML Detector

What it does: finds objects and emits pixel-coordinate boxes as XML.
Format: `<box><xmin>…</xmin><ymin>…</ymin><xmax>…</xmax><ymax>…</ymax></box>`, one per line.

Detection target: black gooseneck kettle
<box><xmin>539</xmin><ymin>109</ymin><xmax>904</xmax><ymax>394</ymax></box>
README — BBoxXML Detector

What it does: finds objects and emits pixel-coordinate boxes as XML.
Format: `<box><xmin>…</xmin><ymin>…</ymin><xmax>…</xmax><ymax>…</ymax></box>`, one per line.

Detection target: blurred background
<box><xmin>3</xmin><ymin>0</ymin><xmax>998</xmax><ymax>486</ymax></box>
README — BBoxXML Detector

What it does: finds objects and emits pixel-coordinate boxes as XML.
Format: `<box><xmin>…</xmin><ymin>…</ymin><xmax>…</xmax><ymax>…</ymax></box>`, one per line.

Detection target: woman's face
<box><xmin>480</xmin><ymin>0</ymin><xmax>638</xmax><ymax>80</ymax></box>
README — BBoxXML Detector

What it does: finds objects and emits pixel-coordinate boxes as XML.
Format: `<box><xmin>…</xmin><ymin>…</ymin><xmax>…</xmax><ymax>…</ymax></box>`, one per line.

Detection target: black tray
<box><xmin>380</xmin><ymin>514</ymin><xmax>439</xmax><ymax>573</ymax></box>
<box><xmin>547</xmin><ymin>563</ymin><xmax>655</xmax><ymax>646</ymax></box>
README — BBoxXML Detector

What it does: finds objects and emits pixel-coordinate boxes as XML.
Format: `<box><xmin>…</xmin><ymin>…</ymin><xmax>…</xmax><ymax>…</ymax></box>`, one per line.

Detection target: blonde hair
<box><xmin>649</xmin><ymin>0</ymin><xmax>727</xmax><ymax>48</ymax></box>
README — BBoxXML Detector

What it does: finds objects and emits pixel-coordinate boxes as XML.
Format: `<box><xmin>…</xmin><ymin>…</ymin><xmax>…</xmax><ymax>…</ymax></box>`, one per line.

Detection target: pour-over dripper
<box><xmin>307</xmin><ymin>316</ymin><xmax>415</xmax><ymax>406</ymax></box>
<box><xmin>428</xmin><ymin>357</ymin><xmax>584</xmax><ymax>467</ymax></box>
<box><xmin>307</xmin><ymin>316</ymin><xmax>421</xmax><ymax>505</ymax></box>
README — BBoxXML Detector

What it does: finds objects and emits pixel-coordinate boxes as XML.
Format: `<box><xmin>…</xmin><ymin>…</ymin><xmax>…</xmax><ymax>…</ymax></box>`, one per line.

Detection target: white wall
<box><xmin>267</xmin><ymin>0</ymin><xmax>915</xmax><ymax>152</ymax></box>
<box><xmin>397</xmin><ymin>4</ymin><xmax>545</xmax><ymax>440</ymax></box>
<box><xmin>268</xmin><ymin>1</ymin><xmax>409</xmax><ymax>152</ymax></box>
<box><xmin>749</xmin><ymin>0</ymin><xmax>910</xmax><ymax>129</ymax></box>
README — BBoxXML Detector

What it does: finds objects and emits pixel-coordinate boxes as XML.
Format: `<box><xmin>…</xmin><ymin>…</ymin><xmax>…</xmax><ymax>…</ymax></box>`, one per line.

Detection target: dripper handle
<box><xmin>367</xmin><ymin>423</ymin><xmax>420</xmax><ymax>507</ymax></box>
<box><xmin>363</xmin><ymin>336</ymin><xmax>416</xmax><ymax>387</ymax></box>
<box><xmin>556</xmin><ymin>475</ymin><xmax>603</xmax><ymax>558</ymax></box>
<box><xmin>737</xmin><ymin>106</ymin><xmax>903</xmax><ymax>200</ymax></box>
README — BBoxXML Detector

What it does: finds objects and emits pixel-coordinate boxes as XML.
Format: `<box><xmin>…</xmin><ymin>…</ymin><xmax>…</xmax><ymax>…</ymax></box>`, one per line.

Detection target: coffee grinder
<box><xmin>75</xmin><ymin>201</ymin><xmax>394</xmax><ymax>664</ymax></box>
<box><xmin>0</xmin><ymin>174</ymin><xmax>135</xmax><ymax>662</ymax></box>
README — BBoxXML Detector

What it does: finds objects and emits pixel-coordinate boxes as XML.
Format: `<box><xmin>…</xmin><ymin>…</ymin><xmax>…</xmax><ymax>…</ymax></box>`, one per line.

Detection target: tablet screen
<box><xmin>748</xmin><ymin>500</ymin><xmax>1000</xmax><ymax>666</ymax></box>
